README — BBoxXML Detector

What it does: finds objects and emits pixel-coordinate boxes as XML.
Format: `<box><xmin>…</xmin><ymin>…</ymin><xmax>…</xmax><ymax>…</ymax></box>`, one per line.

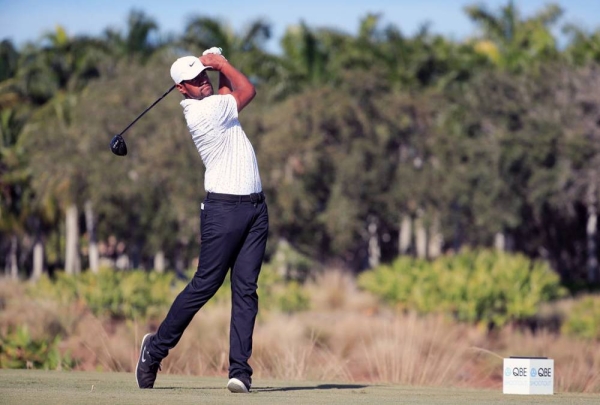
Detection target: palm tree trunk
<box><xmin>399</xmin><ymin>214</ymin><xmax>412</xmax><ymax>256</ymax></box>
<box><xmin>587</xmin><ymin>182</ymin><xmax>598</xmax><ymax>284</ymax></box>
<box><xmin>32</xmin><ymin>239</ymin><xmax>44</xmax><ymax>280</ymax></box>
<box><xmin>31</xmin><ymin>218</ymin><xmax>45</xmax><ymax>281</ymax></box>
<box><xmin>154</xmin><ymin>251</ymin><xmax>165</xmax><ymax>273</ymax></box>
<box><xmin>494</xmin><ymin>232</ymin><xmax>505</xmax><ymax>251</ymax></box>
<box><xmin>65</xmin><ymin>204</ymin><xmax>81</xmax><ymax>275</ymax></box>
<box><xmin>428</xmin><ymin>212</ymin><xmax>443</xmax><ymax>259</ymax></box>
<box><xmin>8</xmin><ymin>235</ymin><xmax>19</xmax><ymax>279</ymax></box>
<box><xmin>367</xmin><ymin>218</ymin><xmax>380</xmax><ymax>269</ymax></box>
<box><xmin>415</xmin><ymin>210</ymin><xmax>427</xmax><ymax>259</ymax></box>
<box><xmin>85</xmin><ymin>201</ymin><xmax>99</xmax><ymax>274</ymax></box>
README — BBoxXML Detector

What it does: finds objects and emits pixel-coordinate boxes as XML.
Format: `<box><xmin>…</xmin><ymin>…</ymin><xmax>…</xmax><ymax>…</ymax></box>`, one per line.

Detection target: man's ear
<box><xmin>176</xmin><ymin>83</ymin><xmax>187</xmax><ymax>96</ymax></box>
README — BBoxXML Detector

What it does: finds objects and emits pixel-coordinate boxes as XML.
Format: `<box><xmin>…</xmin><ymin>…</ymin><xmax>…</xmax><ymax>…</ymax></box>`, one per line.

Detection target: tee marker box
<box><xmin>503</xmin><ymin>357</ymin><xmax>554</xmax><ymax>395</ymax></box>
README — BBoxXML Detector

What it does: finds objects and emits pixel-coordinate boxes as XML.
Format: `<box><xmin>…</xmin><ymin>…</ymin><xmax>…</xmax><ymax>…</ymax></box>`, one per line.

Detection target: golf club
<box><xmin>109</xmin><ymin>84</ymin><xmax>176</xmax><ymax>156</ymax></box>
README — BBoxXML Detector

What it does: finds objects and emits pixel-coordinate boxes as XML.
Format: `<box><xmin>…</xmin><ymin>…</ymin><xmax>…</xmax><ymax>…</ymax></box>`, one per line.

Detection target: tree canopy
<box><xmin>2</xmin><ymin>2</ymin><xmax>600</xmax><ymax>286</ymax></box>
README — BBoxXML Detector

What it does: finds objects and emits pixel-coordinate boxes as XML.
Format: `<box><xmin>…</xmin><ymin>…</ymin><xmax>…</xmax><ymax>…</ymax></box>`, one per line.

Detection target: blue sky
<box><xmin>1</xmin><ymin>0</ymin><xmax>599</xmax><ymax>53</ymax></box>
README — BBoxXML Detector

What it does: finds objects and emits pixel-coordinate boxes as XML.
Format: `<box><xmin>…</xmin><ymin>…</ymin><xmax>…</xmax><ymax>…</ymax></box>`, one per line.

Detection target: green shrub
<box><xmin>33</xmin><ymin>265</ymin><xmax>311</xmax><ymax>318</ymax></box>
<box><xmin>258</xmin><ymin>264</ymin><xmax>312</xmax><ymax>313</ymax></box>
<box><xmin>358</xmin><ymin>249</ymin><xmax>566</xmax><ymax>327</ymax></box>
<box><xmin>562</xmin><ymin>295</ymin><xmax>600</xmax><ymax>340</ymax></box>
<box><xmin>277</xmin><ymin>281</ymin><xmax>311</xmax><ymax>313</ymax></box>
<box><xmin>0</xmin><ymin>326</ymin><xmax>74</xmax><ymax>370</ymax></box>
<box><xmin>32</xmin><ymin>269</ymin><xmax>184</xmax><ymax>320</ymax></box>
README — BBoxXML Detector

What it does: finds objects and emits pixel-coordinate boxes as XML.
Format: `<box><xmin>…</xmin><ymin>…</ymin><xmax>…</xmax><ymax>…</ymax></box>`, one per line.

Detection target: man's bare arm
<box><xmin>199</xmin><ymin>54</ymin><xmax>256</xmax><ymax>112</ymax></box>
<box><xmin>218</xmin><ymin>71</ymin><xmax>233</xmax><ymax>95</ymax></box>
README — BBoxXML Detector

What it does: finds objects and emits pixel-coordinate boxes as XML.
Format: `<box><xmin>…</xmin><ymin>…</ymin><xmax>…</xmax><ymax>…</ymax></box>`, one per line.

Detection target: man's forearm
<box><xmin>200</xmin><ymin>53</ymin><xmax>256</xmax><ymax>111</ymax></box>
<box><xmin>218</xmin><ymin>62</ymin><xmax>256</xmax><ymax>111</ymax></box>
<box><xmin>218</xmin><ymin>72</ymin><xmax>233</xmax><ymax>95</ymax></box>
<box><xmin>219</xmin><ymin>62</ymin><xmax>253</xmax><ymax>93</ymax></box>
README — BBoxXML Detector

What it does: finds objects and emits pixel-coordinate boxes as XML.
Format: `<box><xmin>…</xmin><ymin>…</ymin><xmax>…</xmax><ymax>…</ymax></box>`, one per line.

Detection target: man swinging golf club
<box><xmin>135</xmin><ymin>48</ymin><xmax>268</xmax><ymax>394</ymax></box>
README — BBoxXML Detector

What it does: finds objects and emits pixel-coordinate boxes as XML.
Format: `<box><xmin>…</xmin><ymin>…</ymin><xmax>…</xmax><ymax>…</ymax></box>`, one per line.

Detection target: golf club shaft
<box><xmin>118</xmin><ymin>85</ymin><xmax>176</xmax><ymax>136</ymax></box>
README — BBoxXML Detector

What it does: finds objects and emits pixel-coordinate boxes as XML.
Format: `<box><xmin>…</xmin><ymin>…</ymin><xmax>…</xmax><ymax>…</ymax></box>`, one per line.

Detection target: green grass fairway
<box><xmin>0</xmin><ymin>370</ymin><xmax>597</xmax><ymax>405</ymax></box>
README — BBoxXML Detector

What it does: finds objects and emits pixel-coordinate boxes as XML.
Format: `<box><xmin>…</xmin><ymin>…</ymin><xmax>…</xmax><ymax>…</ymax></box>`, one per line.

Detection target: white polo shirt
<box><xmin>180</xmin><ymin>94</ymin><xmax>262</xmax><ymax>195</ymax></box>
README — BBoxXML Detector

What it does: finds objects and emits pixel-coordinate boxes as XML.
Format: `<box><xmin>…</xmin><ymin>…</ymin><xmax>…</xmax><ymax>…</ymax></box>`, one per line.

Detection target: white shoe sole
<box><xmin>227</xmin><ymin>378</ymin><xmax>249</xmax><ymax>393</ymax></box>
<box><xmin>135</xmin><ymin>333</ymin><xmax>153</xmax><ymax>388</ymax></box>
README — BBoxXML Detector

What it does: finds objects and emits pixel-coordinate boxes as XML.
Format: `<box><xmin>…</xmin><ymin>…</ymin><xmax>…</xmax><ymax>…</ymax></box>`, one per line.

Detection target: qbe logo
<box><xmin>505</xmin><ymin>368</ymin><xmax>511</xmax><ymax>377</ymax></box>
<box><xmin>530</xmin><ymin>367</ymin><xmax>552</xmax><ymax>378</ymax></box>
<box><xmin>511</xmin><ymin>367</ymin><xmax>528</xmax><ymax>377</ymax></box>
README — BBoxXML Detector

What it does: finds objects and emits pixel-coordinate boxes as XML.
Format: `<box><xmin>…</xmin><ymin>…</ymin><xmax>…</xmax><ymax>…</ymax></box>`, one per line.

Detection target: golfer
<box><xmin>135</xmin><ymin>50</ymin><xmax>268</xmax><ymax>394</ymax></box>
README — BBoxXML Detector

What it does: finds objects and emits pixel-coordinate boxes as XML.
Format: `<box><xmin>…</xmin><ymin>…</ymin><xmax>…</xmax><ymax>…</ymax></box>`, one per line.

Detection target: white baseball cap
<box><xmin>170</xmin><ymin>56</ymin><xmax>208</xmax><ymax>84</ymax></box>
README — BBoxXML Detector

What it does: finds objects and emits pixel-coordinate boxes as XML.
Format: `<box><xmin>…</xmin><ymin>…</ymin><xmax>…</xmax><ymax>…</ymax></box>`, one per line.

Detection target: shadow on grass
<box><xmin>255</xmin><ymin>384</ymin><xmax>369</xmax><ymax>392</ymax></box>
<box><xmin>154</xmin><ymin>384</ymin><xmax>369</xmax><ymax>392</ymax></box>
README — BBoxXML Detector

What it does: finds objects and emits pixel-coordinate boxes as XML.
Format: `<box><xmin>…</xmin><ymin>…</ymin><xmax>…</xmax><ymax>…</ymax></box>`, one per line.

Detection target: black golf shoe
<box><xmin>227</xmin><ymin>375</ymin><xmax>251</xmax><ymax>393</ymax></box>
<box><xmin>136</xmin><ymin>333</ymin><xmax>161</xmax><ymax>388</ymax></box>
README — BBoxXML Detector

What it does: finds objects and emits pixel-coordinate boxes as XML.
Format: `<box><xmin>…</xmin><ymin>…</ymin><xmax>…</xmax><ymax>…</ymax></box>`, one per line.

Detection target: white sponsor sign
<box><xmin>503</xmin><ymin>357</ymin><xmax>554</xmax><ymax>395</ymax></box>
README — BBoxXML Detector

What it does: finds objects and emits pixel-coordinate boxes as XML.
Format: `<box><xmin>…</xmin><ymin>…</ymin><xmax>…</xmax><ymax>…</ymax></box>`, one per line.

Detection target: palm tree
<box><xmin>12</xmin><ymin>26</ymin><xmax>107</xmax><ymax>276</ymax></box>
<box><xmin>179</xmin><ymin>16</ymin><xmax>277</xmax><ymax>88</ymax></box>
<box><xmin>278</xmin><ymin>22</ymin><xmax>337</xmax><ymax>92</ymax></box>
<box><xmin>465</xmin><ymin>1</ymin><xmax>563</xmax><ymax>71</ymax></box>
<box><xmin>104</xmin><ymin>9</ymin><xmax>165</xmax><ymax>62</ymax></box>
<box><xmin>0</xmin><ymin>107</ymin><xmax>31</xmax><ymax>278</ymax></box>
<box><xmin>563</xmin><ymin>25</ymin><xmax>600</xmax><ymax>65</ymax></box>
<box><xmin>0</xmin><ymin>40</ymin><xmax>19</xmax><ymax>83</ymax></box>
<box><xmin>26</xmin><ymin>92</ymin><xmax>88</xmax><ymax>275</ymax></box>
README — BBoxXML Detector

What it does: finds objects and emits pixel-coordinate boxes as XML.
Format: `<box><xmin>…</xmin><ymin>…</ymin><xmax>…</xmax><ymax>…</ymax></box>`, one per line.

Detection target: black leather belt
<box><xmin>207</xmin><ymin>191</ymin><xmax>265</xmax><ymax>203</ymax></box>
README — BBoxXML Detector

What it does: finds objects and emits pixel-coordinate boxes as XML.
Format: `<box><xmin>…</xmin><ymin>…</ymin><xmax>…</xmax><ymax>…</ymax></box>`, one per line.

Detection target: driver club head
<box><xmin>110</xmin><ymin>134</ymin><xmax>127</xmax><ymax>156</ymax></box>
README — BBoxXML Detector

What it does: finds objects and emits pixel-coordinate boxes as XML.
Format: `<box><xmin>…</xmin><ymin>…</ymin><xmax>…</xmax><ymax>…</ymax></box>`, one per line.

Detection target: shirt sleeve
<box><xmin>181</xmin><ymin>94</ymin><xmax>239</xmax><ymax>137</ymax></box>
<box><xmin>211</xmin><ymin>94</ymin><xmax>238</xmax><ymax>127</ymax></box>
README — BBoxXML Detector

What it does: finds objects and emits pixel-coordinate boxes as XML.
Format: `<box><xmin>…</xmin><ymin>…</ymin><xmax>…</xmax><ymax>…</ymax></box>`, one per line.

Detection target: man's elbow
<box><xmin>243</xmin><ymin>85</ymin><xmax>257</xmax><ymax>104</ymax></box>
<box><xmin>236</xmin><ymin>86</ymin><xmax>257</xmax><ymax>112</ymax></box>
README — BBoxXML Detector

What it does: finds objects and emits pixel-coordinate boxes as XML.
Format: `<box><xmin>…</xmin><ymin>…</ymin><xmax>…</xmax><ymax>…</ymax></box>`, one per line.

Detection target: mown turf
<box><xmin>0</xmin><ymin>370</ymin><xmax>597</xmax><ymax>405</ymax></box>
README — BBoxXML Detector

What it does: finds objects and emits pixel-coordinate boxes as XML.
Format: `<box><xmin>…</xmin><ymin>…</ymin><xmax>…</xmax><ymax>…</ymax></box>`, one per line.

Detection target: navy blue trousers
<box><xmin>148</xmin><ymin>193</ymin><xmax>269</xmax><ymax>380</ymax></box>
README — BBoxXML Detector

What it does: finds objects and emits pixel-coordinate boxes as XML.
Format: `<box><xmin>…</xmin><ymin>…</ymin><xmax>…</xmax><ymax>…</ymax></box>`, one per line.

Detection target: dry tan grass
<box><xmin>0</xmin><ymin>280</ymin><xmax>86</xmax><ymax>340</ymax></box>
<box><xmin>2</xmin><ymin>275</ymin><xmax>600</xmax><ymax>393</ymax></box>
<box><xmin>306</xmin><ymin>269</ymin><xmax>379</xmax><ymax>313</ymax></box>
<box><xmin>154</xmin><ymin>303</ymin><xmax>231</xmax><ymax>376</ymax></box>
